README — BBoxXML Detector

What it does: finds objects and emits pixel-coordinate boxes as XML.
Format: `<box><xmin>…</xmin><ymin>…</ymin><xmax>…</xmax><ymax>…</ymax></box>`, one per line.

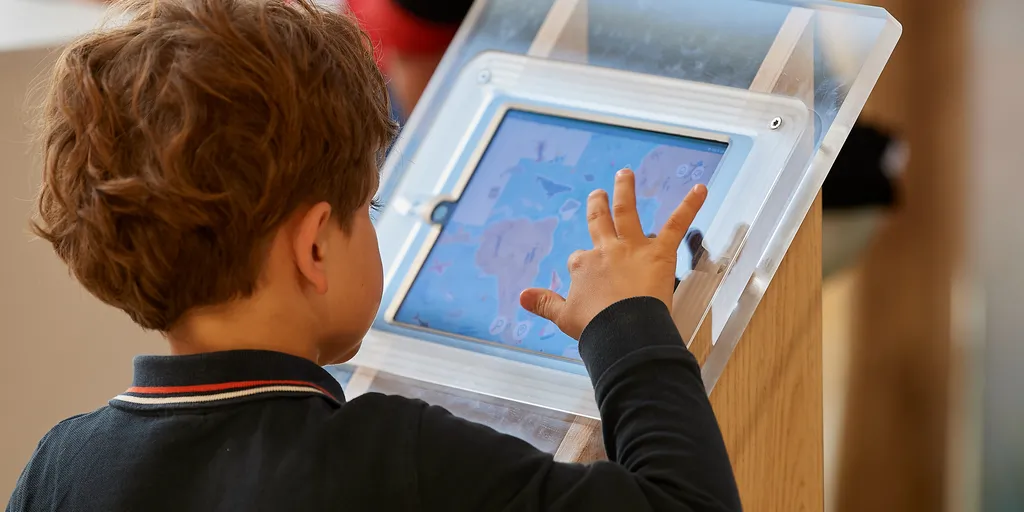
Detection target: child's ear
<box><xmin>293</xmin><ymin>202</ymin><xmax>333</xmax><ymax>295</ymax></box>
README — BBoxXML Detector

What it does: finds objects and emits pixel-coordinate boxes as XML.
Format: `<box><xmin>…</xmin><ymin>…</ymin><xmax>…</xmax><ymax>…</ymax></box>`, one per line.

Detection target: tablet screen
<box><xmin>390</xmin><ymin>109</ymin><xmax>728</xmax><ymax>361</ymax></box>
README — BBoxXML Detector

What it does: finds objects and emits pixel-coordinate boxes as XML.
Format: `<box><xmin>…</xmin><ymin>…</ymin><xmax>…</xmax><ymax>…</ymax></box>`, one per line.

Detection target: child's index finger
<box><xmin>657</xmin><ymin>184</ymin><xmax>707</xmax><ymax>249</ymax></box>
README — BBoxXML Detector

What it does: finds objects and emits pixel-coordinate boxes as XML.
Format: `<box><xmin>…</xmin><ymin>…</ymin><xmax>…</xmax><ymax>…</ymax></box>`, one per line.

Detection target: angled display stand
<box><xmin>338</xmin><ymin>0</ymin><xmax>899</xmax><ymax>508</ymax></box>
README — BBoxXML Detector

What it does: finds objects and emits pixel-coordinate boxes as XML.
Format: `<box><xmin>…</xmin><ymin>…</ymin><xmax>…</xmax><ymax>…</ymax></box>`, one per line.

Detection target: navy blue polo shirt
<box><xmin>7</xmin><ymin>298</ymin><xmax>740</xmax><ymax>511</ymax></box>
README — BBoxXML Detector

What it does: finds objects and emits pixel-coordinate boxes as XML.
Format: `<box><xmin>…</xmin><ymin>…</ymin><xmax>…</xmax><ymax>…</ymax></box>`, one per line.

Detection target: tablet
<box><xmin>387</xmin><ymin>108</ymin><xmax>730</xmax><ymax>362</ymax></box>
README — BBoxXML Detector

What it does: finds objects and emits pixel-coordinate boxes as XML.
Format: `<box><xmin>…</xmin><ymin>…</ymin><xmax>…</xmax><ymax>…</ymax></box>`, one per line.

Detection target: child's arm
<box><xmin>414</xmin><ymin>299</ymin><xmax>737</xmax><ymax>511</ymax></box>
<box><xmin>412</xmin><ymin>172</ymin><xmax>741</xmax><ymax>511</ymax></box>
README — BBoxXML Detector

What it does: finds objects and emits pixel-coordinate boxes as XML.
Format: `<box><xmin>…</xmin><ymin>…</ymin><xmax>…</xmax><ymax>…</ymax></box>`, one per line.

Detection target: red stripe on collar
<box><xmin>126</xmin><ymin>379</ymin><xmax>334</xmax><ymax>397</ymax></box>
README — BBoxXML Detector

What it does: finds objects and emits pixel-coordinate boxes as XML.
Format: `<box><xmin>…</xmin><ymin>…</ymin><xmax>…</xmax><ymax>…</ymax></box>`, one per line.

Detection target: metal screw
<box><xmin>769</xmin><ymin>116</ymin><xmax>783</xmax><ymax>130</ymax></box>
<box><xmin>477</xmin><ymin>70</ymin><xmax>492</xmax><ymax>84</ymax></box>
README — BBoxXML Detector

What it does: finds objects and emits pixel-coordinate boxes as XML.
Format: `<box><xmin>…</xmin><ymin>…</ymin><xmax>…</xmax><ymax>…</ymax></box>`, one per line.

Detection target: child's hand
<box><xmin>520</xmin><ymin>169</ymin><xmax>707</xmax><ymax>340</ymax></box>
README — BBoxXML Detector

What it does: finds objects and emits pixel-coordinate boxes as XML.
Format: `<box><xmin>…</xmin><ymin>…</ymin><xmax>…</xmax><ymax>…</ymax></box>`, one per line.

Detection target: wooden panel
<box><xmin>709</xmin><ymin>15</ymin><xmax>824</xmax><ymax>507</ymax></box>
<box><xmin>710</xmin><ymin>197</ymin><xmax>824</xmax><ymax>511</ymax></box>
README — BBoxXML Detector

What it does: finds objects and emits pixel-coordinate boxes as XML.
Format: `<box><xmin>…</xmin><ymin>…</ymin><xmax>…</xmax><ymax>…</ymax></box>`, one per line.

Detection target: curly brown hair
<box><xmin>32</xmin><ymin>0</ymin><xmax>396</xmax><ymax>331</ymax></box>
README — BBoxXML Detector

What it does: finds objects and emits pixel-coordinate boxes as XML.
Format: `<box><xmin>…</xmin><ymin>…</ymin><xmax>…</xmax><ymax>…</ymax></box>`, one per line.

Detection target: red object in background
<box><xmin>347</xmin><ymin>0</ymin><xmax>458</xmax><ymax>70</ymax></box>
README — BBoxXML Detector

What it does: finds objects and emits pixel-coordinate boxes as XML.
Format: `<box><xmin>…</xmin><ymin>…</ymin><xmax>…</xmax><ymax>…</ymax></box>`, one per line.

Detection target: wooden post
<box><xmin>710</xmin><ymin>198</ymin><xmax>824</xmax><ymax>510</ymax></box>
<box><xmin>836</xmin><ymin>0</ymin><xmax>964</xmax><ymax>509</ymax></box>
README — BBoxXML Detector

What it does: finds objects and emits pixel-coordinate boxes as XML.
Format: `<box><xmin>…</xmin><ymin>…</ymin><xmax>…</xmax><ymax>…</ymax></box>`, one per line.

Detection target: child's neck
<box><xmin>166</xmin><ymin>299</ymin><xmax>319</xmax><ymax>363</ymax></box>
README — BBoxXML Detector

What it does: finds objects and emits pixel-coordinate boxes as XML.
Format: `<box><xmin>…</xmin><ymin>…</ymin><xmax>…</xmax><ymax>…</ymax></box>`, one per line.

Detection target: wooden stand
<box><xmin>711</xmin><ymin>198</ymin><xmax>823</xmax><ymax>510</ymax></box>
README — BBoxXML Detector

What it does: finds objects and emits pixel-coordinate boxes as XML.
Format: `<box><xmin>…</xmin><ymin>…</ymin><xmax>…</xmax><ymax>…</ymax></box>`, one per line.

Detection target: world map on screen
<box><xmin>393</xmin><ymin>110</ymin><xmax>727</xmax><ymax>361</ymax></box>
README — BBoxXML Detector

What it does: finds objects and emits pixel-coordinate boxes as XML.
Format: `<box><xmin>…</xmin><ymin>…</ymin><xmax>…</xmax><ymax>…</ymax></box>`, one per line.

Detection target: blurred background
<box><xmin>1</xmin><ymin>0</ymin><xmax>1020</xmax><ymax>510</ymax></box>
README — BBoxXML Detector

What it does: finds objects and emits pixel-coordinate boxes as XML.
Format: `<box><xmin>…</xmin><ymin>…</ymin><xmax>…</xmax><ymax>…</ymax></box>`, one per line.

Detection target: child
<box><xmin>8</xmin><ymin>0</ymin><xmax>740</xmax><ymax>510</ymax></box>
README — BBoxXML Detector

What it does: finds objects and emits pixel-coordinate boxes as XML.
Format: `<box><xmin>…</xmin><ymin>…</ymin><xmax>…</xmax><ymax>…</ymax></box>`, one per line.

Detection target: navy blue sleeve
<box><xmin>5</xmin><ymin>418</ymin><xmax>76</xmax><ymax>512</ymax></box>
<box><xmin>6</xmin><ymin>437</ymin><xmax>46</xmax><ymax>512</ymax></box>
<box><xmin>413</xmin><ymin>297</ymin><xmax>741</xmax><ymax>511</ymax></box>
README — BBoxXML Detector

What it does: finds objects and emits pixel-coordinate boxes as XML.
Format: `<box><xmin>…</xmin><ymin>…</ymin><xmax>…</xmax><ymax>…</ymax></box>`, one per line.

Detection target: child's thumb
<box><xmin>520</xmin><ymin>288</ymin><xmax>566</xmax><ymax>324</ymax></box>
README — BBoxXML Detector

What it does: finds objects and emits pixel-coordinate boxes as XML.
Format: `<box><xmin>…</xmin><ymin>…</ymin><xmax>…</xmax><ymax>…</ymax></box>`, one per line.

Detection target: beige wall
<box><xmin>0</xmin><ymin>47</ymin><xmax>165</xmax><ymax>500</ymax></box>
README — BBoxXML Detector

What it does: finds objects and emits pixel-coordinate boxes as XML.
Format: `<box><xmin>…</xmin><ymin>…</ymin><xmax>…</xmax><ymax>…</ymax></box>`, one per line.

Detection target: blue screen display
<box><xmin>392</xmin><ymin>110</ymin><xmax>728</xmax><ymax>361</ymax></box>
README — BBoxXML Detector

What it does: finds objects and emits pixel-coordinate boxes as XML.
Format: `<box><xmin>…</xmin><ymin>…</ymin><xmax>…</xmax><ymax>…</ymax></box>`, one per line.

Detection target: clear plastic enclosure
<box><xmin>353</xmin><ymin>0</ymin><xmax>901</xmax><ymax>417</ymax></box>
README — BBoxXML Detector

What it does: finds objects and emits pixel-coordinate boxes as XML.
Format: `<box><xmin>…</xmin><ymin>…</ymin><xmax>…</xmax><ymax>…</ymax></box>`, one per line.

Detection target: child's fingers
<box><xmin>611</xmin><ymin>169</ymin><xmax>644</xmax><ymax>240</ymax></box>
<box><xmin>657</xmin><ymin>185</ymin><xmax>707</xmax><ymax>249</ymax></box>
<box><xmin>586</xmin><ymin>189</ymin><xmax>615</xmax><ymax>246</ymax></box>
<box><xmin>520</xmin><ymin>288</ymin><xmax>566</xmax><ymax>324</ymax></box>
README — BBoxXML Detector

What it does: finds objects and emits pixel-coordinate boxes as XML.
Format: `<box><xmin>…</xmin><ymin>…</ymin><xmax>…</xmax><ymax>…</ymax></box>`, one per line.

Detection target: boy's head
<box><xmin>33</xmin><ymin>0</ymin><xmax>396</xmax><ymax>363</ymax></box>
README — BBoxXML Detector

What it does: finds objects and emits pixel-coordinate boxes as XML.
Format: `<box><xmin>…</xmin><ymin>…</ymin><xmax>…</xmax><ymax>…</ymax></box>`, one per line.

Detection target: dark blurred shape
<box><xmin>821</xmin><ymin>124</ymin><xmax>904</xmax><ymax>278</ymax></box>
<box><xmin>391</xmin><ymin>0</ymin><xmax>475</xmax><ymax>24</ymax></box>
<box><xmin>349</xmin><ymin>0</ymin><xmax>465</xmax><ymax>57</ymax></box>
<box><xmin>685</xmin><ymin>229</ymin><xmax>706</xmax><ymax>271</ymax></box>
<box><xmin>823</xmin><ymin>124</ymin><xmax>901</xmax><ymax>210</ymax></box>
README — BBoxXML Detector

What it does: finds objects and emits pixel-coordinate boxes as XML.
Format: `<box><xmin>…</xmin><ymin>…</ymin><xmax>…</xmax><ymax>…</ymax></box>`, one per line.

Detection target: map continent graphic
<box><xmin>394</xmin><ymin>111</ymin><xmax>725</xmax><ymax>361</ymax></box>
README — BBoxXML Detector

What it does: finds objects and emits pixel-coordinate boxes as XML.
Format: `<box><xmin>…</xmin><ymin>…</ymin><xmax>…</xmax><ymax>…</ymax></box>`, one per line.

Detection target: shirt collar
<box><xmin>110</xmin><ymin>350</ymin><xmax>345</xmax><ymax>411</ymax></box>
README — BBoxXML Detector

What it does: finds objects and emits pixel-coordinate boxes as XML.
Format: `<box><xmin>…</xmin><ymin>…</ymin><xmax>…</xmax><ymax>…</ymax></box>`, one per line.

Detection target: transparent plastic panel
<box><xmin>355</xmin><ymin>0</ymin><xmax>900</xmax><ymax>416</ymax></box>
